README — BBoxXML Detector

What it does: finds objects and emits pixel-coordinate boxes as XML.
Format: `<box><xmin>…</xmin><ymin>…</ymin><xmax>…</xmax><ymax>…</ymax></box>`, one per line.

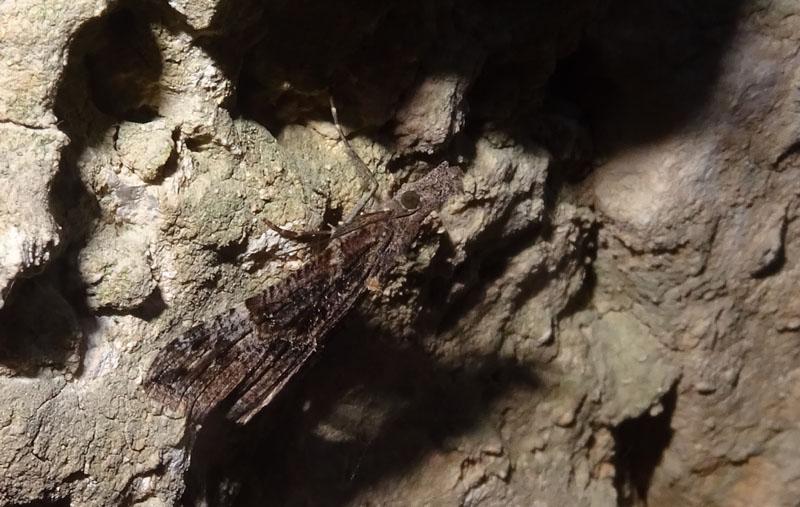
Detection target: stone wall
<box><xmin>0</xmin><ymin>1</ymin><xmax>796</xmax><ymax>506</ymax></box>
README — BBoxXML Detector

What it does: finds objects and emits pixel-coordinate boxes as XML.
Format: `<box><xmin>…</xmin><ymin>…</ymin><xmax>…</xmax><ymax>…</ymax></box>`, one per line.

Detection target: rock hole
<box><xmin>0</xmin><ymin>269</ymin><xmax>83</xmax><ymax>377</ymax></box>
<box><xmin>84</xmin><ymin>9</ymin><xmax>163</xmax><ymax>121</ymax></box>
<box><xmin>612</xmin><ymin>384</ymin><xmax>677</xmax><ymax>506</ymax></box>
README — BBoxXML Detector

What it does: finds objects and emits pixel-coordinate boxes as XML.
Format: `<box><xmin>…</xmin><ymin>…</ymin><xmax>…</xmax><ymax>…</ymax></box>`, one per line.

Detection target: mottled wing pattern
<box><xmin>145</xmin><ymin>305</ymin><xmax>256</xmax><ymax>414</ymax></box>
<box><xmin>145</xmin><ymin>161</ymin><xmax>463</xmax><ymax>425</ymax></box>
<box><xmin>228</xmin><ymin>224</ymin><xmax>391</xmax><ymax>423</ymax></box>
<box><xmin>144</xmin><ymin>222</ymin><xmax>391</xmax><ymax>423</ymax></box>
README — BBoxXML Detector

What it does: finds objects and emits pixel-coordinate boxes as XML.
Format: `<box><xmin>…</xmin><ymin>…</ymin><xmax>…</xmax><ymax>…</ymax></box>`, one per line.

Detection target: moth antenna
<box><xmin>330</xmin><ymin>96</ymin><xmax>378</xmax><ymax>223</ymax></box>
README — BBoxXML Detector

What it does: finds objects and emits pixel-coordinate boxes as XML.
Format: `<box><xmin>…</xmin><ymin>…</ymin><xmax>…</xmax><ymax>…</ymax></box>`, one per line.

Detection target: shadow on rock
<box><xmin>182</xmin><ymin>316</ymin><xmax>540</xmax><ymax>507</ymax></box>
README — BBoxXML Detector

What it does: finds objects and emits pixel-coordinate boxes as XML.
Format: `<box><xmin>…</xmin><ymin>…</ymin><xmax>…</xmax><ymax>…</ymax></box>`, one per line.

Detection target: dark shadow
<box><xmin>0</xmin><ymin>269</ymin><xmax>83</xmax><ymax>376</ymax></box>
<box><xmin>93</xmin><ymin>287</ymin><xmax>168</xmax><ymax>322</ymax></box>
<box><xmin>549</xmin><ymin>0</ymin><xmax>745</xmax><ymax>159</ymax></box>
<box><xmin>179</xmin><ymin>367</ymin><xmax>305</xmax><ymax>507</ymax></box>
<box><xmin>54</xmin><ymin>4</ymin><xmax>165</xmax><ymax>143</ymax></box>
<box><xmin>189</xmin><ymin>0</ymin><xmax>742</xmax><ymax>172</ymax></box>
<box><xmin>612</xmin><ymin>383</ymin><xmax>678</xmax><ymax>506</ymax></box>
<box><xmin>775</xmin><ymin>140</ymin><xmax>800</xmax><ymax>171</ymax></box>
<box><xmin>180</xmin><ymin>312</ymin><xmax>540</xmax><ymax>507</ymax></box>
<box><xmin>229</xmin><ymin>0</ymin><xmax>412</xmax><ymax>134</ymax></box>
<box><xmin>82</xmin><ymin>8</ymin><xmax>163</xmax><ymax>122</ymax></box>
<box><xmin>0</xmin><ymin>3</ymin><xmax>173</xmax><ymax>376</ymax></box>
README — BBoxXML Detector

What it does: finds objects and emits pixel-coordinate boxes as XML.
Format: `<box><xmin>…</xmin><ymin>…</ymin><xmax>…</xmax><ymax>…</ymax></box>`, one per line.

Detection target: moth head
<box><xmin>399</xmin><ymin>190</ymin><xmax>421</xmax><ymax>211</ymax></box>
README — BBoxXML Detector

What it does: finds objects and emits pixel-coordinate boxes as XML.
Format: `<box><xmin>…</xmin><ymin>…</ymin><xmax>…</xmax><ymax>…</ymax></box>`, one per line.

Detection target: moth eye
<box><xmin>400</xmin><ymin>190</ymin><xmax>420</xmax><ymax>210</ymax></box>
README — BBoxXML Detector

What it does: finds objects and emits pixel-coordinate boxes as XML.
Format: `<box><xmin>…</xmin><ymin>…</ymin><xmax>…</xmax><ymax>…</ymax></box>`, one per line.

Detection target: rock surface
<box><xmin>0</xmin><ymin>1</ymin><xmax>797</xmax><ymax>506</ymax></box>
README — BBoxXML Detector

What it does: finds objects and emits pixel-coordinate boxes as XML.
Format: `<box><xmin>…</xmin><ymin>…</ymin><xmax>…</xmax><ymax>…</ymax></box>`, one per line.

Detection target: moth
<box><xmin>145</xmin><ymin>101</ymin><xmax>463</xmax><ymax>425</ymax></box>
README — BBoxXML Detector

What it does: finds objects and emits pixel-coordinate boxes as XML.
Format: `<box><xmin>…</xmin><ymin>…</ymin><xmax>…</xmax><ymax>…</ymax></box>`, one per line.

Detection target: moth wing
<box><xmin>145</xmin><ymin>226</ymin><xmax>391</xmax><ymax>424</ymax></box>
<box><xmin>226</xmin><ymin>228</ymin><xmax>392</xmax><ymax>423</ymax></box>
<box><xmin>145</xmin><ymin>299</ymin><xmax>316</xmax><ymax>422</ymax></box>
<box><xmin>144</xmin><ymin>305</ymin><xmax>255</xmax><ymax>409</ymax></box>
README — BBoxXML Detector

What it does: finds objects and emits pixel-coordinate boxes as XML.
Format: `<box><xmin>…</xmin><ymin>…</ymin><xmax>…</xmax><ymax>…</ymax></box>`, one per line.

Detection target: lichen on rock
<box><xmin>1</xmin><ymin>1</ymin><xmax>798</xmax><ymax>506</ymax></box>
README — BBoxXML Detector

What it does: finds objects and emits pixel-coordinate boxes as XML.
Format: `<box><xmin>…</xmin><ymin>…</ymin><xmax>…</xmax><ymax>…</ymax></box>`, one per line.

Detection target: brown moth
<box><xmin>145</xmin><ymin>126</ymin><xmax>462</xmax><ymax>424</ymax></box>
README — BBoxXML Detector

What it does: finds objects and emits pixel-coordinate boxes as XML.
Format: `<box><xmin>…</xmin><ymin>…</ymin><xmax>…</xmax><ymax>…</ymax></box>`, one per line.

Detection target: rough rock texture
<box><xmin>0</xmin><ymin>1</ymin><xmax>797</xmax><ymax>507</ymax></box>
<box><xmin>570</xmin><ymin>1</ymin><xmax>800</xmax><ymax>505</ymax></box>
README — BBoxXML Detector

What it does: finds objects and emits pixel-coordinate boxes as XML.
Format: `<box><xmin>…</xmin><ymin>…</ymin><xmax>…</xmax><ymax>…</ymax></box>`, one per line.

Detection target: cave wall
<box><xmin>0</xmin><ymin>0</ymin><xmax>797</xmax><ymax>506</ymax></box>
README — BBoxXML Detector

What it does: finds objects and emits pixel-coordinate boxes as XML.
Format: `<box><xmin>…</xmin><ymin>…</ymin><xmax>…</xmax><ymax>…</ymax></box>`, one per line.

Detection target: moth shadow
<box><xmin>183</xmin><ymin>315</ymin><xmax>540</xmax><ymax>507</ymax></box>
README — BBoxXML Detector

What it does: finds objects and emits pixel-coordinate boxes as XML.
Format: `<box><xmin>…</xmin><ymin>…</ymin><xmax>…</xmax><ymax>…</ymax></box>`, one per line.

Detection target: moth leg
<box><xmin>263</xmin><ymin>218</ymin><xmax>333</xmax><ymax>242</ymax></box>
<box><xmin>330</xmin><ymin>96</ymin><xmax>378</xmax><ymax>224</ymax></box>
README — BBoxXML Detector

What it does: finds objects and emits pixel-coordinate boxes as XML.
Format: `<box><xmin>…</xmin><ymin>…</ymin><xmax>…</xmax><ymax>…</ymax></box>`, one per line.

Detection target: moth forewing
<box><xmin>144</xmin><ymin>157</ymin><xmax>463</xmax><ymax>424</ymax></box>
